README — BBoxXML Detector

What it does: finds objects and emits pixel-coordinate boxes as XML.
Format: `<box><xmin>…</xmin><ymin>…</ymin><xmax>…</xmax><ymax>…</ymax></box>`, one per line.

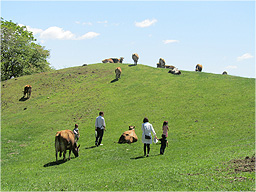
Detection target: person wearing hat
<box><xmin>73</xmin><ymin>124</ymin><xmax>80</xmax><ymax>142</ymax></box>
<box><xmin>141</xmin><ymin>117</ymin><xmax>159</xmax><ymax>157</ymax></box>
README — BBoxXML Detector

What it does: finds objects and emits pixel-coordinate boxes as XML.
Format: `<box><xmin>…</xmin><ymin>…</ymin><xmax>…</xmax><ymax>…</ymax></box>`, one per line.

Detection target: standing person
<box><xmin>159</xmin><ymin>121</ymin><xmax>169</xmax><ymax>155</ymax></box>
<box><xmin>162</xmin><ymin>121</ymin><xmax>169</xmax><ymax>138</ymax></box>
<box><xmin>73</xmin><ymin>124</ymin><xmax>80</xmax><ymax>142</ymax></box>
<box><xmin>159</xmin><ymin>134</ymin><xmax>168</xmax><ymax>155</ymax></box>
<box><xmin>95</xmin><ymin>111</ymin><xmax>106</xmax><ymax>147</ymax></box>
<box><xmin>141</xmin><ymin>117</ymin><xmax>158</xmax><ymax>157</ymax></box>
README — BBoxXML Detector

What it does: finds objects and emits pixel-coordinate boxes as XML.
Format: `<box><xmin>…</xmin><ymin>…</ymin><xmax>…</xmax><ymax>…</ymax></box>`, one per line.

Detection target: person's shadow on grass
<box><xmin>130</xmin><ymin>154</ymin><xmax>161</xmax><ymax>160</ymax></box>
<box><xmin>43</xmin><ymin>158</ymin><xmax>74</xmax><ymax>167</ymax></box>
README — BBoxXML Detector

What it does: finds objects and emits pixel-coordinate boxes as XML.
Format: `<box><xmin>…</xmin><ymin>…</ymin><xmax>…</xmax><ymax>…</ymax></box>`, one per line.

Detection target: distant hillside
<box><xmin>1</xmin><ymin>63</ymin><xmax>255</xmax><ymax>191</ymax></box>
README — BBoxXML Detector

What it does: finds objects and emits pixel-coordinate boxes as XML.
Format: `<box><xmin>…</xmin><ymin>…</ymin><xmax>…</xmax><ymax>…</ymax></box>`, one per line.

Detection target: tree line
<box><xmin>1</xmin><ymin>18</ymin><xmax>53</xmax><ymax>81</ymax></box>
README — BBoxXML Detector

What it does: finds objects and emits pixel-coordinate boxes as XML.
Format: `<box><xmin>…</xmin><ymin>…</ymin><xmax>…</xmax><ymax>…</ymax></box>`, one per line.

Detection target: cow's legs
<box><xmin>56</xmin><ymin>151</ymin><xmax>58</xmax><ymax>161</ymax></box>
<box><xmin>63</xmin><ymin>150</ymin><xmax>66</xmax><ymax>160</ymax></box>
<box><xmin>68</xmin><ymin>150</ymin><xmax>71</xmax><ymax>160</ymax></box>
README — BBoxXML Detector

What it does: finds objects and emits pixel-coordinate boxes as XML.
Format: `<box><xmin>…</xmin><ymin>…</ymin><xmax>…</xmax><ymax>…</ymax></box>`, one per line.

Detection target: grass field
<box><xmin>1</xmin><ymin>63</ymin><xmax>255</xmax><ymax>191</ymax></box>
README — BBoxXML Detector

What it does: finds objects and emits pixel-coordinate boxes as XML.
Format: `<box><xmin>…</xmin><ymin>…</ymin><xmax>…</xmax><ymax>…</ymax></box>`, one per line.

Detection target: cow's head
<box><xmin>129</xmin><ymin>126</ymin><xmax>135</xmax><ymax>130</ymax></box>
<box><xmin>73</xmin><ymin>142</ymin><xmax>80</xmax><ymax>158</ymax></box>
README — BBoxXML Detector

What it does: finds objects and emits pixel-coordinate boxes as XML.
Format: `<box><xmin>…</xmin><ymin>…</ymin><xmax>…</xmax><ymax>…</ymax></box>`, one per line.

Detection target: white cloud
<box><xmin>97</xmin><ymin>20</ymin><xmax>108</xmax><ymax>24</ymax></box>
<box><xmin>77</xmin><ymin>32</ymin><xmax>100</xmax><ymax>40</ymax></box>
<box><xmin>163</xmin><ymin>40</ymin><xmax>179</xmax><ymax>44</ymax></box>
<box><xmin>23</xmin><ymin>25</ymin><xmax>99</xmax><ymax>41</ymax></box>
<box><xmin>19</xmin><ymin>24</ymin><xmax>43</xmax><ymax>35</ymax></box>
<box><xmin>226</xmin><ymin>65</ymin><xmax>238</xmax><ymax>69</ymax></box>
<box><xmin>75</xmin><ymin>21</ymin><xmax>92</xmax><ymax>26</ymax></box>
<box><xmin>82</xmin><ymin>22</ymin><xmax>93</xmax><ymax>26</ymax></box>
<box><xmin>237</xmin><ymin>53</ymin><xmax>254</xmax><ymax>61</ymax></box>
<box><xmin>135</xmin><ymin>19</ymin><xmax>157</xmax><ymax>28</ymax></box>
<box><xmin>40</xmin><ymin>26</ymin><xmax>75</xmax><ymax>40</ymax></box>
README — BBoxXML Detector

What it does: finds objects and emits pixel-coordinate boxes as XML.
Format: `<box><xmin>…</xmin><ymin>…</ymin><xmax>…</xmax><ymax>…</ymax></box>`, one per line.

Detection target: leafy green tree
<box><xmin>1</xmin><ymin>18</ymin><xmax>53</xmax><ymax>81</ymax></box>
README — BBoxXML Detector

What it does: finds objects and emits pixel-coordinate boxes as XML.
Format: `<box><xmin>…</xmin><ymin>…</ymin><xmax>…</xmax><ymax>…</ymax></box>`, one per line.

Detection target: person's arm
<box><xmin>95</xmin><ymin>118</ymin><xmax>98</xmax><ymax>130</ymax></box>
<box><xmin>151</xmin><ymin>125</ymin><xmax>159</xmax><ymax>140</ymax></box>
<box><xmin>102</xmin><ymin>117</ymin><xmax>106</xmax><ymax>131</ymax></box>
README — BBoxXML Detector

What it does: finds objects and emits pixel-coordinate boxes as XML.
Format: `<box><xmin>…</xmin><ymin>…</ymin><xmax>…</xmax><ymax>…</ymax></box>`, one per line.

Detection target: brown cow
<box><xmin>55</xmin><ymin>130</ymin><xmax>80</xmax><ymax>161</ymax></box>
<box><xmin>115</xmin><ymin>67</ymin><xmax>122</xmax><ymax>79</ymax></box>
<box><xmin>24</xmin><ymin>85</ymin><xmax>32</xmax><ymax>98</ymax></box>
<box><xmin>112</xmin><ymin>57</ymin><xmax>124</xmax><ymax>63</ymax></box>
<box><xmin>157</xmin><ymin>58</ymin><xmax>165</xmax><ymax>68</ymax></box>
<box><xmin>118</xmin><ymin>126</ymin><xmax>138</xmax><ymax>144</ymax></box>
<box><xmin>195</xmin><ymin>64</ymin><xmax>203</xmax><ymax>72</ymax></box>
<box><xmin>102</xmin><ymin>58</ymin><xmax>114</xmax><ymax>63</ymax></box>
<box><xmin>132</xmin><ymin>53</ymin><xmax>139</xmax><ymax>65</ymax></box>
<box><xmin>165</xmin><ymin>65</ymin><xmax>175</xmax><ymax>70</ymax></box>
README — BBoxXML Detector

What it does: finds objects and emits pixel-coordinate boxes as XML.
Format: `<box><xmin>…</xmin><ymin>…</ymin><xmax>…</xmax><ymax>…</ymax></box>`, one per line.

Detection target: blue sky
<box><xmin>1</xmin><ymin>1</ymin><xmax>255</xmax><ymax>78</ymax></box>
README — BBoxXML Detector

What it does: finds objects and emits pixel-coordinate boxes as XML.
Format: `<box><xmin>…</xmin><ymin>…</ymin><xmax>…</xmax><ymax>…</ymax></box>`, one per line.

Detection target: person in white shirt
<box><xmin>73</xmin><ymin>124</ymin><xmax>80</xmax><ymax>142</ymax></box>
<box><xmin>141</xmin><ymin>117</ymin><xmax>158</xmax><ymax>157</ymax></box>
<box><xmin>95</xmin><ymin>111</ymin><xmax>106</xmax><ymax>146</ymax></box>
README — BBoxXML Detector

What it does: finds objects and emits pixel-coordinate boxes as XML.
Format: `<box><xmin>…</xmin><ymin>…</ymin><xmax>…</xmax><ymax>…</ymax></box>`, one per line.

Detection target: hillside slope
<box><xmin>1</xmin><ymin>63</ymin><xmax>255</xmax><ymax>191</ymax></box>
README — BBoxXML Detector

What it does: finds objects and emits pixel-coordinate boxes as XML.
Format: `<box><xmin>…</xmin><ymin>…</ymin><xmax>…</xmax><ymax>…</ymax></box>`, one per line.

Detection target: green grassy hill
<box><xmin>1</xmin><ymin>63</ymin><xmax>255</xmax><ymax>191</ymax></box>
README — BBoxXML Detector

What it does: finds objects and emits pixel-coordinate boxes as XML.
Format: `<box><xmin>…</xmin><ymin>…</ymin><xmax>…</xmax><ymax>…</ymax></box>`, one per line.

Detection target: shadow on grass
<box><xmin>128</xmin><ymin>64</ymin><xmax>137</xmax><ymax>67</ymax></box>
<box><xmin>110</xmin><ymin>78</ymin><xmax>118</xmax><ymax>83</ymax></box>
<box><xmin>131</xmin><ymin>154</ymin><xmax>161</xmax><ymax>160</ymax></box>
<box><xmin>43</xmin><ymin>159</ymin><xmax>67</xmax><ymax>167</ymax></box>
<box><xmin>85</xmin><ymin>146</ymin><xmax>97</xmax><ymax>150</ymax></box>
<box><xmin>19</xmin><ymin>96</ymin><xmax>29</xmax><ymax>101</ymax></box>
<box><xmin>43</xmin><ymin>157</ymin><xmax>76</xmax><ymax>167</ymax></box>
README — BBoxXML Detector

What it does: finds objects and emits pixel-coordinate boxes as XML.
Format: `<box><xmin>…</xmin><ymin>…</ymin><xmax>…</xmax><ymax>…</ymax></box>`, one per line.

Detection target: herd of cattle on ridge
<box><xmin>21</xmin><ymin>53</ymin><xmax>229</xmax><ymax>161</ymax></box>
<box><xmin>102</xmin><ymin>53</ymin><xmax>228</xmax><ymax>79</ymax></box>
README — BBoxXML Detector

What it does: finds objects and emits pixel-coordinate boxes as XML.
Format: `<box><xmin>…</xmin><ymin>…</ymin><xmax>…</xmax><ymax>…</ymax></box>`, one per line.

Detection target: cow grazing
<box><xmin>118</xmin><ymin>126</ymin><xmax>138</xmax><ymax>144</ymax></box>
<box><xmin>195</xmin><ymin>64</ymin><xmax>203</xmax><ymax>72</ymax></box>
<box><xmin>115</xmin><ymin>67</ymin><xmax>122</xmax><ymax>79</ymax></box>
<box><xmin>102</xmin><ymin>58</ymin><xmax>114</xmax><ymax>63</ymax></box>
<box><xmin>168</xmin><ymin>67</ymin><xmax>181</xmax><ymax>75</ymax></box>
<box><xmin>132</xmin><ymin>53</ymin><xmax>139</xmax><ymax>65</ymax></box>
<box><xmin>23</xmin><ymin>85</ymin><xmax>32</xmax><ymax>98</ymax></box>
<box><xmin>222</xmin><ymin>71</ymin><xmax>228</xmax><ymax>75</ymax></box>
<box><xmin>157</xmin><ymin>58</ymin><xmax>166</xmax><ymax>68</ymax></box>
<box><xmin>55</xmin><ymin>130</ymin><xmax>80</xmax><ymax>161</ymax></box>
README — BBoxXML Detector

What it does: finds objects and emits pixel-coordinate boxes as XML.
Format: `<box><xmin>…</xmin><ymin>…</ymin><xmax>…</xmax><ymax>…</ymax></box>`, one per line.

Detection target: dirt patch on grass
<box><xmin>228</xmin><ymin>156</ymin><xmax>255</xmax><ymax>173</ymax></box>
<box><xmin>218</xmin><ymin>155</ymin><xmax>255</xmax><ymax>173</ymax></box>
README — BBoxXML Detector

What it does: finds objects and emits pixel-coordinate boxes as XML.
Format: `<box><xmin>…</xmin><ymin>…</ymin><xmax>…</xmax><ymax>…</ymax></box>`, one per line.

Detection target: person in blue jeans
<box><xmin>95</xmin><ymin>111</ymin><xmax>106</xmax><ymax>146</ymax></box>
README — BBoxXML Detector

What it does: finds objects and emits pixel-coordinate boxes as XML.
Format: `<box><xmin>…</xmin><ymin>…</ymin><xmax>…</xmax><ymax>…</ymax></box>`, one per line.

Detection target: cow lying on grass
<box><xmin>24</xmin><ymin>85</ymin><xmax>32</xmax><ymax>98</ymax></box>
<box><xmin>55</xmin><ymin>130</ymin><xmax>80</xmax><ymax>161</ymax></box>
<box><xmin>115</xmin><ymin>67</ymin><xmax>122</xmax><ymax>79</ymax></box>
<box><xmin>168</xmin><ymin>67</ymin><xmax>181</xmax><ymax>75</ymax></box>
<box><xmin>102</xmin><ymin>57</ymin><xmax>124</xmax><ymax>63</ymax></box>
<box><xmin>118</xmin><ymin>126</ymin><xmax>138</xmax><ymax>144</ymax></box>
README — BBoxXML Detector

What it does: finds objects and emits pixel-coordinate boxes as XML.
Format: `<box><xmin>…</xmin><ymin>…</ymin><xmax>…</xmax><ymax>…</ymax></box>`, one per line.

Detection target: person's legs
<box><xmin>144</xmin><ymin>143</ymin><xmax>147</xmax><ymax>156</ymax></box>
<box><xmin>98</xmin><ymin>129</ymin><xmax>104</xmax><ymax>145</ymax></box>
<box><xmin>95</xmin><ymin>128</ymin><xmax>101</xmax><ymax>146</ymax></box>
<box><xmin>146</xmin><ymin>144</ymin><xmax>150</xmax><ymax>157</ymax></box>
